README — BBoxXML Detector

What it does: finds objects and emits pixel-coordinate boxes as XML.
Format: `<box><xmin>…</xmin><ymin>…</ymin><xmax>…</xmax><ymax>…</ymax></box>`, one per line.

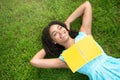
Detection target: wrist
<box><xmin>65</xmin><ymin>20</ymin><xmax>71</xmax><ymax>24</ymax></box>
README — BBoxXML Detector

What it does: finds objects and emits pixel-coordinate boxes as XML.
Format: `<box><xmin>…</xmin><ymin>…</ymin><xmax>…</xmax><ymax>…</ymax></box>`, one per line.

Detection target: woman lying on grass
<box><xmin>30</xmin><ymin>1</ymin><xmax>120</xmax><ymax>80</ymax></box>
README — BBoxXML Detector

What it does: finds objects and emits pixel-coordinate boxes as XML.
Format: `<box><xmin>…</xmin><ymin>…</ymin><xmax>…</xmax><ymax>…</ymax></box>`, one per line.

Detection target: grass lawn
<box><xmin>0</xmin><ymin>0</ymin><xmax>120</xmax><ymax>80</ymax></box>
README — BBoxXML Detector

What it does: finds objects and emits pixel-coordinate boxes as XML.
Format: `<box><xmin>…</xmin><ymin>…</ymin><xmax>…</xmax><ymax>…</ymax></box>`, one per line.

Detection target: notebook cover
<box><xmin>62</xmin><ymin>35</ymin><xmax>102</xmax><ymax>73</ymax></box>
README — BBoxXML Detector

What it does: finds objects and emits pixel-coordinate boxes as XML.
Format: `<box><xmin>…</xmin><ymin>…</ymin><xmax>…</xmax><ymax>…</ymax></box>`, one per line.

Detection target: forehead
<box><xmin>49</xmin><ymin>24</ymin><xmax>59</xmax><ymax>32</ymax></box>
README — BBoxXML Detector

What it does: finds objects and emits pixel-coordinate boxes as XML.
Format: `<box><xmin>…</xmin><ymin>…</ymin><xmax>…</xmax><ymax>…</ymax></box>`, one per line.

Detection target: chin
<box><xmin>63</xmin><ymin>36</ymin><xmax>70</xmax><ymax>43</ymax></box>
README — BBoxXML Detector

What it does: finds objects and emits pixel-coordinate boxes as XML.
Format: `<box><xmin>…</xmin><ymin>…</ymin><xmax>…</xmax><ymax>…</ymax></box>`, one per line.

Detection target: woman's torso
<box><xmin>59</xmin><ymin>32</ymin><xmax>120</xmax><ymax>80</ymax></box>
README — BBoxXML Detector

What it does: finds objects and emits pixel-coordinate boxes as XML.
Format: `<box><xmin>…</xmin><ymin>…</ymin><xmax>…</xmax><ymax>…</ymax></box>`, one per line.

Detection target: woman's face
<box><xmin>49</xmin><ymin>24</ymin><xmax>69</xmax><ymax>45</ymax></box>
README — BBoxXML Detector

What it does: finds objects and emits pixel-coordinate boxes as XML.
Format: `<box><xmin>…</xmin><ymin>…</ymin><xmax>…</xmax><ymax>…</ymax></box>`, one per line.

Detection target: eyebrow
<box><xmin>51</xmin><ymin>25</ymin><xmax>60</xmax><ymax>36</ymax></box>
<box><xmin>51</xmin><ymin>31</ymin><xmax>56</xmax><ymax>36</ymax></box>
<box><xmin>57</xmin><ymin>25</ymin><xmax>60</xmax><ymax>29</ymax></box>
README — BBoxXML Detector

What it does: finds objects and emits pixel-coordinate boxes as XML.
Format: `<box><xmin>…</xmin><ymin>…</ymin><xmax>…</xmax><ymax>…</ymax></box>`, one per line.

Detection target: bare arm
<box><xmin>65</xmin><ymin>1</ymin><xmax>92</xmax><ymax>35</ymax></box>
<box><xmin>30</xmin><ymin>49</ymin><xmax>68</xmax><ymax>68</ymax></box>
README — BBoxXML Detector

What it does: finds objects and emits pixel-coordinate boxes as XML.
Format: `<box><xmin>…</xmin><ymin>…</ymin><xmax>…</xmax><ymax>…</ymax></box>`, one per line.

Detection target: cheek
<box><xmin>52</xmin><ymin>35</ymin><xmax>60</xmax><ymax>42</ymax></box>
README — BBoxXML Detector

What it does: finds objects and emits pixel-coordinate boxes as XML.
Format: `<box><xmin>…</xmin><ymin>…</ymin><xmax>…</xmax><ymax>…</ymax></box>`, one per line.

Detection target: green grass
<box><xmin>0</xmin><ymin>0</ymin><xmax>120</xmax><ymax>80</ymax></box>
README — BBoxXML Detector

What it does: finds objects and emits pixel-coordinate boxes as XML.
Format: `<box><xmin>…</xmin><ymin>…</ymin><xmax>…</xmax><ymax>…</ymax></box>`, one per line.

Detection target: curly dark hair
<box><xmin>42</xmin><ymin>21</ymin><xmax>78</xmax><ymax>56</ymax></box>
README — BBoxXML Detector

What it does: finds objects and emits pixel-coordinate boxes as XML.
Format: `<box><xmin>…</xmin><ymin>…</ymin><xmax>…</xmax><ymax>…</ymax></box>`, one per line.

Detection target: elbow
<box><xmin>81</xmin><ymin>1</ymin><xmax>91</xmax><ymax>8</ymax></box>
<box><xmin>30</xmin><ymin>59</ymin><xmax>45</xmax><ymax>68</ymax></box>
<box><xmin>30</xmin><ymin>59</ymin><xmax>34</xmax><ymax>66</ymax></box>
<box><xmin>85</xmin><ymin>1</ymin><xmax>90</xmax><ymax>4</ymax></box>
<box><xmin>82</xmin><ymin>1</ymin><xmax>92</xmax><ymax>12</ymax></box>
<box><xmin>30</xmin><ymin>59</ymin><xmax>37</xmax><ymax>67</ymax></box>
<box><xmin>85</xmin><ymin>1</ymin><xmax>91</xmax><ymax>7</ymax></box>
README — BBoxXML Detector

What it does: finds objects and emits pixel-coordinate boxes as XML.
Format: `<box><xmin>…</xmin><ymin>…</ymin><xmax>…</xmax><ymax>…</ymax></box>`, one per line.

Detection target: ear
<box><xmin>52</xmin><ymin>40</ymin><xmax>56</xmax><ymax>44</ymax></box>
<box><xmin>54</xmin><ymin>42</ymin><xmax>56</xmax><ymax>44</ymax></box>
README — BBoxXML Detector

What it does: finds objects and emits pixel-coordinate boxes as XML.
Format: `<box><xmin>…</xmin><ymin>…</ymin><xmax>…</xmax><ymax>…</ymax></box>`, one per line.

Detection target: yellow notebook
<box><xmin>62</xmin><ymin>35</ymin><xmax>102</xmax><ymax>73</ymax></box>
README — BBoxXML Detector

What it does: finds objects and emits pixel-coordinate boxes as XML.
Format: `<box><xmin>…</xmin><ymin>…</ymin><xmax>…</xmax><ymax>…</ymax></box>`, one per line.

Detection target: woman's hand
<box><xmin>65</xmin><ymin>21</ymin><xmax>70</xmax><ymax>30</ymax></box>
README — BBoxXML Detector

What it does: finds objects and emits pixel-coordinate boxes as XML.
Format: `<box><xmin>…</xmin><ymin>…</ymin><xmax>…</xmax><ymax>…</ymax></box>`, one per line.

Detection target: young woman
<box><xmin>30</xmin><ymin>1</ymin><xmax>120</xmax><ymax>80</ymax></box>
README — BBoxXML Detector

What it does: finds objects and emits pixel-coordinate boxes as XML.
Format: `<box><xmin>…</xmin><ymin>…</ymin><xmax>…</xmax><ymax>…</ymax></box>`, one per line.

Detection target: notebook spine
<box><xmin>75</xmin><ymin>43</ymin><xmax>88</xmax><ymax>63</ymax></box>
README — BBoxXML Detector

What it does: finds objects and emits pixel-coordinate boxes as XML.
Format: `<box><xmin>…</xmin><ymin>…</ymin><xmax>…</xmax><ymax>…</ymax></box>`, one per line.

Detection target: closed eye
<box><xmin>53</xmin><ymin>31</ymin><xmax>57</xmax><ymax>36</ymax></box>
<box><xmin>57</xmin><ymin>25</ymin><xmax>62</xmax><ymax>30</ymax></box>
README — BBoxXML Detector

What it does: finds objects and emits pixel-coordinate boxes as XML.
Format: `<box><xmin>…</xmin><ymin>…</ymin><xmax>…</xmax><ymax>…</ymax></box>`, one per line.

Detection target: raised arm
<box><xmin>30</xmin><ymin>49</ymin><xmax>68</xmax><ymax>68</ymax></box>
<box><xmin>65</xmin><ymin>1</ymin><xmax>92</xmax><ymax>35</ymax></box>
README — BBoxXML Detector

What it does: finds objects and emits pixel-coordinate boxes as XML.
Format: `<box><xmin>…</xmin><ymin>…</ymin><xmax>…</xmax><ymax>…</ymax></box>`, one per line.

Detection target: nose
<box><xmin>58</xmin><ymin>29</ymin><xmax>62</xmax><ymax>34</ymax></box>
